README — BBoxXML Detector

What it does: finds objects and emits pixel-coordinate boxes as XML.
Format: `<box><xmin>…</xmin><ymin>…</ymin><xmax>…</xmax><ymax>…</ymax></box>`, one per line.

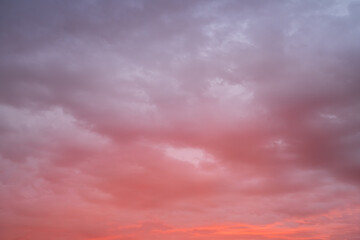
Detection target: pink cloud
<box><xmin>1</xmin><ymin>0</ymin><xmax>360</xmax><ymax>239</ymax></box>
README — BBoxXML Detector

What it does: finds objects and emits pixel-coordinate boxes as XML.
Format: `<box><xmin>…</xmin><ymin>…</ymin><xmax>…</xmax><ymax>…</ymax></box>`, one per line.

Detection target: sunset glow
<box><xmin>1</xmin><ymin>1</ymin><xmax>360</xmax><ymax>239</ymax></box>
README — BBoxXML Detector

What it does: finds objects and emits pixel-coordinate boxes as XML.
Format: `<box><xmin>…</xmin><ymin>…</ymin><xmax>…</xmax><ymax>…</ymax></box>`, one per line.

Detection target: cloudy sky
<box><xmin>1</xmin><ymin>0</ymin><xmax>360</xmax><ymax>239</ymax></box>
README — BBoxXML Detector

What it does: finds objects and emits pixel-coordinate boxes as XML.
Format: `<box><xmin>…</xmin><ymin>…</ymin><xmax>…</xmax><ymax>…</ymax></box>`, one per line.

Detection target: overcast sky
<box><xmin>1</xmin><ymin>0</ymin><xmax>360</xmax><ymax>239</ymax></box>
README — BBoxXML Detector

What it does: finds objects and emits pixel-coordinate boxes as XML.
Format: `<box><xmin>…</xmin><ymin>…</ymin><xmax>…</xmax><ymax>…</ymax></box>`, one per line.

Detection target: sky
<box><xmin>0</xmin><ymin>0</ymin><xmax>360</xmax><ymax>239</ymax></box>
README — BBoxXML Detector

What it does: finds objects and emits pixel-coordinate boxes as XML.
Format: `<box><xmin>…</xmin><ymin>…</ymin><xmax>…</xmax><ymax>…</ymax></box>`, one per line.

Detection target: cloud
<box><xmin>1</xmin><ymin>0</ymin><xmax>360</xmax><ymax>239</ymax></box>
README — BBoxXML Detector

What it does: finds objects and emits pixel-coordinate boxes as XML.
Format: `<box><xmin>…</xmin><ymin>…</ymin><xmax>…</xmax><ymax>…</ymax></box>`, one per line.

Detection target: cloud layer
<box><xmin>1</xmin><ymin>0</ymin><xmax>360</xmax><ymax>239</ymax></box>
